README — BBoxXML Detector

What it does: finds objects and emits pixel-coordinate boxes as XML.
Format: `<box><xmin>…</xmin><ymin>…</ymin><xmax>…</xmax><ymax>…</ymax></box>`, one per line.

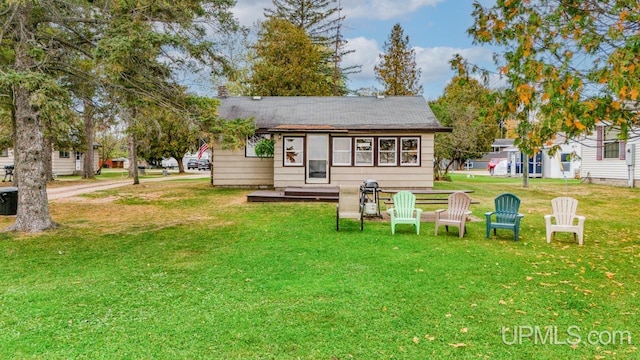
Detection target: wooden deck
<box><xmin>247</xmin><ymin>186</ymin><xmax>339</xmax><ymax>202</ymax></box>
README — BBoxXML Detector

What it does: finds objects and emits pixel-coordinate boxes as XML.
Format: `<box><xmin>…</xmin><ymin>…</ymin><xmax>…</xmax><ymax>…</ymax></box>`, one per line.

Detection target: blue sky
<box><xmin>231</xmin><ymin>0</ymin><xmax>503</xmax><ymax>100</ymax></box>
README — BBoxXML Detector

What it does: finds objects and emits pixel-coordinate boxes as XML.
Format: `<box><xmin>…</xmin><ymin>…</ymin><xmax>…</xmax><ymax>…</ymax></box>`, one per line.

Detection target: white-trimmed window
<box><xmin>283</xmin><ymin>137</ymin><xmax>304</xmax><ymax>166</ymax></box>
<box><xmin>0</xmin><ymin>149</ymin><xmax>8</xmax><ymax>157</ymax></box>
<box><xmin>59</xmin><ymin>151</ymin><xmax>70</xmax><ymax>159</ymax></box>
<box><xmin>245</xmin><ymin>133</ymin><xmax>272</xmax><ymax>157</ymax></box>
<box><xmin>354</xmin><ymin>137</ymin><xmax>374</xmax><ymax>166</ymax></box>
<box><xmin>378</xmin><ymin>138</ymin><xmax>397</xmax><ymax>166</ymax></box>
<box><xmin>603</xmin><ymin>128</ymin><xmax>620</xmax><ymax>159</ymax></box>
<box><xmin>332</xmin><ymin>137</ymin><xmax>352</xmax><ymax>166</ymax></box>
<box><xmin>400</xmin><ymin>137</ymin><xmax>420</xmax><ymax>166</ymax></box>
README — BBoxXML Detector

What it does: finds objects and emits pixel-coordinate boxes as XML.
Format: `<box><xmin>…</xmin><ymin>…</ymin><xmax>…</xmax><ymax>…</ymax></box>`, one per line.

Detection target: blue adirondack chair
<box><xmin>485</xmin><ymin>193</ymin><xmax>524</xmax><ymax>241</ymax></box>
<box><xmin>387</xmin><ymin>191</ymin><xmax>422</xmax><ymax>235</ymax></box>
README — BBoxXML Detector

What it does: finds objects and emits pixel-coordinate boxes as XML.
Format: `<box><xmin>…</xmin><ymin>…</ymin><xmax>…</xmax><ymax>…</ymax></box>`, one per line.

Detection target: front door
<box><xmin>306</xmin><ymin>134</ymin><xmax>329</xmax><ymax>184</ymax></box>
<box><xmin>75</xmin><ymin>152</ymin><xmax>82</xmax><ymax>171</ymax></box>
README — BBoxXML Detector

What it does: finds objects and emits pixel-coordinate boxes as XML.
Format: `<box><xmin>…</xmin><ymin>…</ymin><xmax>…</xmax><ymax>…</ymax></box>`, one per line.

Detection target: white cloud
<box><xmin>342</xmin><ymin>37</ymin><xmax>380</xmax><ymax>86</ymax></box>
<box><xmin>232</xmin><ymin>0</ymin><xmax>445</xmax><ymax>25</ymax></box>
<box><xmin>343</xmin><ymin>0</ymin><xmax>445</xmax><ymax>20</ymax></box>
<box><xmin>414</xmin><ymin>46</ymin><xmax>493</xmax><ymax>83</ymax></box>
<box><xmin>232</xmin><ymin>0</ymin><xmax>270</xmax><ymax>26</ymax></box>
<box><xmin>344</xmin><ymin>37</ymin><xmax>497</xmax><ymax>96</ymax></box>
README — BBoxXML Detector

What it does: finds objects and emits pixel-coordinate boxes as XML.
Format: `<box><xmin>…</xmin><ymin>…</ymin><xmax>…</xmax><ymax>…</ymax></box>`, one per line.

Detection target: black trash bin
<box><xmin>0</xmin><ymin>187</ymin><xmax>18</xmax><ymax>215</ymax></box>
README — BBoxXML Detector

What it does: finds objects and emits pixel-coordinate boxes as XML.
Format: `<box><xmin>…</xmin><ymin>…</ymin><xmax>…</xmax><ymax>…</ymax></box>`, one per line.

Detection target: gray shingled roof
<box><xmin>217</xmin><ymin>96</ymin><xmax>447</xmax><ymax>132</ymax></box>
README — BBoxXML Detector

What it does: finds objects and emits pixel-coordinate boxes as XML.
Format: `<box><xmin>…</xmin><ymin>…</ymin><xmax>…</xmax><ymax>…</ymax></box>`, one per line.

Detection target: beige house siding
<box><xmin>52</xmin><ymin>151</ymin><xmax>77</xmax><ymax>175</ymax></box>
<box><xmin>212</xmin><ymin>144</ymin><xmax>274</xmax><ymax>187</ymax></box>
<box><xmin>327</xmin><ymin>133</ymin><xmax>434</xmax><ymax>189</ymax></box>
<box><xmin>272</xmin><ymin>132</ymin><xmax>435</xmax><ymax>189</ymax></box>
<box><xmin>213</xmin><ymin>133</ymin><xmax>436</xmax><ymax>189</ymax></box>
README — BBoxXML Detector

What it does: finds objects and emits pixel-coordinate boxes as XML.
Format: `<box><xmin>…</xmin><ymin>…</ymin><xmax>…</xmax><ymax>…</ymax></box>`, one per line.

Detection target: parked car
<box><xmin>198</xmin><ymin>159</ymin><xmax>211</xmax><ymax>171</ymax></box>
<box><xmin>187</xmin><ymin>159</ymin><xmax>198</xmax><ymax>170</ymax></box>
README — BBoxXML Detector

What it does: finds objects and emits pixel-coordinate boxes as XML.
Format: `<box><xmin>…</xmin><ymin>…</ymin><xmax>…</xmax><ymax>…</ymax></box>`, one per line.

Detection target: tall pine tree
<box><xmin>250</xmin><ymin>18</ymin><xmax>333</xmax><ymax>96</ymax></box>
<box><xmin>374</xmin><ymin>23</ymin><xmax>423</xmax><ymax>96</ymax></box>
<box><xmin>264</xmin><ymin>0</ymin><xmax>359</xmax><ymax>95</ymax></box>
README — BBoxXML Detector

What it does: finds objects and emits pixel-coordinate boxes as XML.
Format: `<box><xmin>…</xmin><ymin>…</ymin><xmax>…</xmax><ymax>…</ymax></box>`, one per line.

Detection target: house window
<box><xmin>59</xmin><ymin>151</ymin><xmax>70</xmax><ymax>159</ymax></box>
<box><xmin>332</xmin><ymin>137</ymin><xmax>352</xmax><ymax>166</ymax></box>
<box><xmin>354</xmin><ymin>137</ymin><xmax>374</xmax><ymax>166</ymax></box>
<box><xmin>400</xmin><ymin>137</ymin><xmax>420</xmax><ymax>166</ymax></box>
<box><xmin>603</xmin><ymin>129</ymin><xmax>620</xmax><ymax>159</ymax></box>
<box><xmin>0</xmin><ymin>149</ymin><xmax>7</xmax><ymax>157</ymax></box>
<box><xmin>378</xmin><ymin>138</ymin><xmax>397</xmax><ymax>166</ymax></box>
<box><xmin>246</xmin><ymin>133</ymin><xmax>272</xmax><ymax>157</ymax></box>
<box><xmin>283</xmin><ymin>137</ymin><xmax>304</xmax><ymax>166</ymax></box>
<box><xmin>560</xmin><ymin>153</ymin><xmax>571</xmax><ymax>172</ymax></box>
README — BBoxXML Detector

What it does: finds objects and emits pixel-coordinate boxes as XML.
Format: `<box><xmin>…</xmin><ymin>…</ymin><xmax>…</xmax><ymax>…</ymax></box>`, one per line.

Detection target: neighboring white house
<box><xmin>0</xmin><ymin>146</ymin><xmax>101</xmax><ymax>176</ymax></box>
<box><xmin>541</xmin><ymin>134</ymin><xmax>582</xmax><ymax>179</ymax></box>
<box><xmin>580</xmin><ymin>123</ymin><xmax>639</xmax><ymax>187</ymax></box>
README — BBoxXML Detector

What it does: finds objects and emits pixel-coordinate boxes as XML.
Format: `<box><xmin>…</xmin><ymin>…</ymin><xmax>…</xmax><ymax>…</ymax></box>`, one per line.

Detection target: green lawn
<box><xmin>0</xmin><ymin>175</ymin><xmax>638</xmax><ymax>359</ymax></box>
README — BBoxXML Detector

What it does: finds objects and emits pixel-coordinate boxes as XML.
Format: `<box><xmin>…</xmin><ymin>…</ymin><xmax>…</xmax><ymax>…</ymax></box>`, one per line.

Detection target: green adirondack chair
<box><xmin>485</xmin><ymin>193</ymin><xmax>524</xmax><ymax>241</ymax></box>
<box><xmin>387</xmin><ymin>191</ymin><xmax>422</xmax><ymax>235</ymax></box>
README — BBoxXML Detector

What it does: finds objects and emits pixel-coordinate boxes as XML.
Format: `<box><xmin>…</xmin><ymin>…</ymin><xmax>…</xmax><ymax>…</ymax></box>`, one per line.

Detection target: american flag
<box><xmin>197</xmin><ymin>141</ymin><xmax>209</xmax><ymax>159</ymax></box>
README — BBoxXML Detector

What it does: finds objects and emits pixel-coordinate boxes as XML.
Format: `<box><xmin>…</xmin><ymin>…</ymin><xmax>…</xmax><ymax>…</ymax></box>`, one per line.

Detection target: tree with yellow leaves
<box><xmin>461</xmin><ymin>0</ymin><xmax>639</xmax><ymax>162</ymax></box>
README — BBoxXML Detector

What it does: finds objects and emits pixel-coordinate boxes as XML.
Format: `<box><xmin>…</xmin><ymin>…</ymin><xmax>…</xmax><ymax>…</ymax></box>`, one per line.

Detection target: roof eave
<box><xmin>265</xmin><ymin>126</ymin><xmax>451</xmax><ymax>133</ymax></box>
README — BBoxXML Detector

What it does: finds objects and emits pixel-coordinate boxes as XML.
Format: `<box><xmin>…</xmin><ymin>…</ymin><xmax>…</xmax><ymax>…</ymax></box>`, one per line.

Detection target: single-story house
<box><xmin>213</xmin><ymin>96</ymin><xmax>449</xmax><ymax>189</ymax></box>
<box><xmin>580</xmin><ymin>123</ymin><xmax>639</xmax><ymax>187</ymax></box>
<box><xmin>1</xmin><ymin>145</ymin><xmax>101</xmax><ymax>176</ymax></box>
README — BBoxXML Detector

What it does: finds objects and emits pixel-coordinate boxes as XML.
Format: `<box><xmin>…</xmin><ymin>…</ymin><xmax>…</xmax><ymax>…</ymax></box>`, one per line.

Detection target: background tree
<box><xmin>264</xmin><ymin>0</ymin><xmax>359</xmax><ymax>95</ymax></box>
<box><xmin>463</xmin><ymin>0</ymin><xmax>640</xmax><ymax>185</ymax></box>
<box><xmin>250</xmin><ymin>18</ymin><xmax>333</xmax><ymax>96</ymax></box>
<box><xmin>0</xmin><ymin>0</ymin><xmax>239</xmax><ymax>232</ymax></box>
<box><xmin>374</xmin><ymin>23</ymin><xmax>423</xmax><ymax>96</ymax></box>
<box><xmin>430</xmin><ymin>75</ymin><xmax>499</xmax><ymax>180</ymax></box>
<box><xmin>213</xmin><ymin>25</ymin><xmax>257</xmax><ymax>96</ymax></box>
<box><xmin>96</xmin><ymin>127</ymin><xmax>127</xmax><ymax>171</ymax></box>
<box><xmin>135</xmin><ymin>100</ymin><xmax>201</xmax><ymax>173</ymax></box>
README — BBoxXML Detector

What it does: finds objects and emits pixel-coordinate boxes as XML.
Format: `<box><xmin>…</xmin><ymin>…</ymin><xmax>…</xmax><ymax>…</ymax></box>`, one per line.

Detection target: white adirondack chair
<box><xmin>544</xmin><ymin>197</ymin><xmax>585</xmax><ymax>245</ymax></box>
<box><xmin>434</xmin><ymin>192</ymin><xmax>472</xmax><ymax>238</ymax></box>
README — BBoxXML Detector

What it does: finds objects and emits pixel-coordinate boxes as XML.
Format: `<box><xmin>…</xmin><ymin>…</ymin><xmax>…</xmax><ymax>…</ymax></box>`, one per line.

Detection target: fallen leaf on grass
<box><xmin>516</xmin><ymin>310</ymin><xmax>527</xmax><ymax>314</ymax></box>
<box><xmin>605</xmin><ymin>272</ymin><xmax>615</xmax><ymax>280</ymax></box>
<box><xmin>424</xmin><ymin>334</ymin><xmax>435</xmax><ymax>341</ymax></box>
<box><xmin>448</xmin><ymin>343</ymin><xmax>466</xmax><ymax>348</ymax></box>
<box><xmin>460</xmin><ymin>328</ymin><xmax>468</xmax><ymax>333</ymax></box>
<box><xmin>412</xmin><ymin>336</ymin><xmax>420</xmax><ymax>344</ymax></box>
<box><xmin>526</xmin><ymin>276</ymin><xmax>534</xmax><ymax>281</ymax></box>
<box><xmin>446</xmin><ymin>313</ymin><xmax>452</xmax><ymax>318</ymax></box>
<box><xmin>499</xmin><ymin>299</ymin><xmax>507</xmax><ymax>305</ymax></box>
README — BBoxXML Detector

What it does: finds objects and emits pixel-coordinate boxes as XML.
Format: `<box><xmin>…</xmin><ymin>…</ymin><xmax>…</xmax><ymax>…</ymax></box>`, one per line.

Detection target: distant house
<box><xmin>472</xmin><ymin>138</ymin><xmax>516</xmax><ymax>171</ymax></box>
<box><xmin>1</xmin><ymin>145</ymin><xmax>101</xmax><ymax>176</ymax></box>
<box><xmin>541</xmin><ymin>134</ymin><xmax>581</xmax><ymax>179</ymax></box>
<box><xmin>580</xmin><ymin>123</ymin><xmax>639</xmax><ymax>187</ymax></box>
<box><xmin>213</xmin><ymin>96</ymin><xmax>449</xmax><ymax>189</ymax></box>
